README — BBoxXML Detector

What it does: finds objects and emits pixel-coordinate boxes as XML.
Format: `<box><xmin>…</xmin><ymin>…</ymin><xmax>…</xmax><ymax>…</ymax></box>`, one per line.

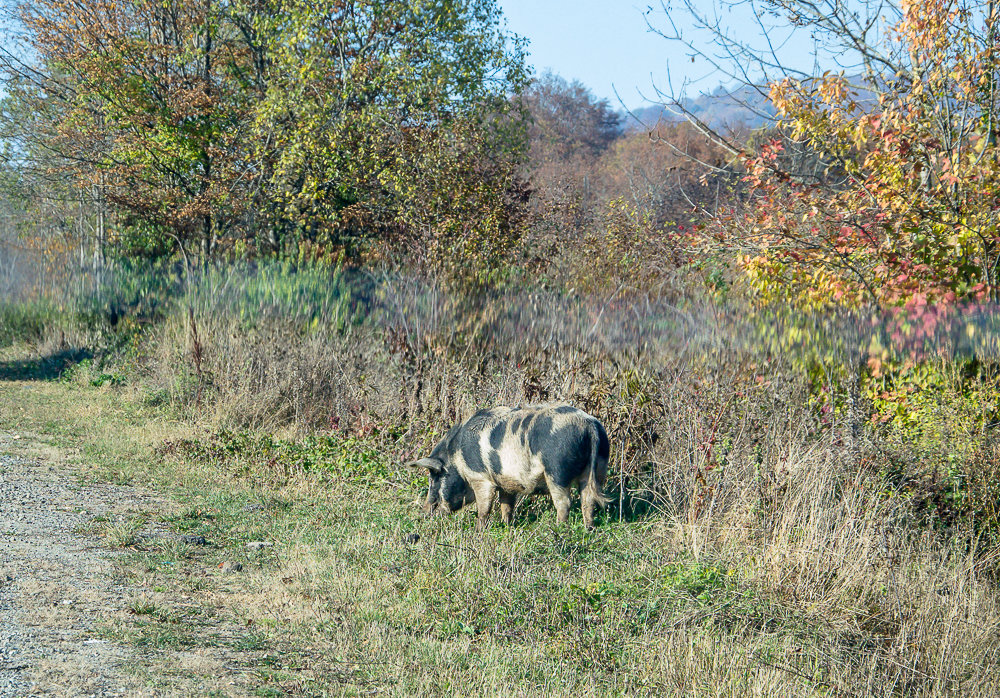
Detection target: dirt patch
<box><xmin>0</xmin><ymin>429</ymin><xmax>236</xmax><ymax>696</ymax></box>
<box><xmin>0</xmin><ymin>430</ymin><xmax>164</xmax><ymax>695</ymax></box>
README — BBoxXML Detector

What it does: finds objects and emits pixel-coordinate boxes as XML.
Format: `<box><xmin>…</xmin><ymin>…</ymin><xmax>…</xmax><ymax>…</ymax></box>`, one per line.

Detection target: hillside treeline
<box><xmin>0</xmin><ymin>0</ymin><xmax>728</xmax><ymax>292</ymax></box>
<box><xmin>4</xmin><ymin>0</ymin><xmax>1000</xmax><ymax>310</ymax></box>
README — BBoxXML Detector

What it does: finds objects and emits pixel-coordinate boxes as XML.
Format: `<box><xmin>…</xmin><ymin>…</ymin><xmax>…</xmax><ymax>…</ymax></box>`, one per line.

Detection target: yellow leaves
<box><xmin>816</xmin><ymin>73</ymin><xmax>850</xmax><ymax>106</ymax></box>
<box><xmin>747</xmin><ymin>0</ymin><xmax>1000</xmax><ymax>304</ymax></box>
<box><xmin>768</xmin><ymin>78</ymin><xmax>795</xmax><ymax>113</ymax></box>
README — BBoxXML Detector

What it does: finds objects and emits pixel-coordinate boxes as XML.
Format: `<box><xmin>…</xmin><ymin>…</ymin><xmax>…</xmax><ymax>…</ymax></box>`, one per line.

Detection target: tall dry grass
<box><xmin>5</xmin><ymin>260</ymin><xmax>1000</xmax><ymax>693</ymax></box>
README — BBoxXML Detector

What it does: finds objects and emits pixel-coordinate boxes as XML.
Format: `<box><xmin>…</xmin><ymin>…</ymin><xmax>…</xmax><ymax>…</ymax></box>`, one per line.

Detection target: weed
<box><xmin>232</xmin><ymin>633</ymin><xmax>270</xmax><ymax>652</ymax></box>
<box><xmin>155</xmin><ymin>538</ymin><xmax>193</xmax><ymax>562</ymax></box>
<box><xmin>100</xmin><ymin>516</ymin><xmax>146</xmax><ymax>548</ymax></box>
<box><xmin>128</xmin><ymin>597</ymin><xmax>158</xmax><ymax>616</ymax></box>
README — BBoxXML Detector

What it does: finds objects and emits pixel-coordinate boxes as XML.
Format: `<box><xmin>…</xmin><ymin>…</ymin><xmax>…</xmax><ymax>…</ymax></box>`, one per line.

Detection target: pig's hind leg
<box><xmin>545</xmin><ymin>478</ymin><xmax>572</xmax><ymax>524</ymax></box>
<box><xmin>498</xmin><ymin>491</ymin><xmax>516</xmax><ymax>526</ymax></box>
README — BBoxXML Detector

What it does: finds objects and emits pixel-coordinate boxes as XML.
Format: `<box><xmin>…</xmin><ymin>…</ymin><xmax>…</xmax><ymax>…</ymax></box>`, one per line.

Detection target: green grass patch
<box><xmin>2</xmin><ymin>369</ymin><xmax>998</xmax><ymax>696</ymax></box>
<box><xmin>0</xmin><ymin>300</ymin><xmax>64</xmax><ymax>347</ymax></box>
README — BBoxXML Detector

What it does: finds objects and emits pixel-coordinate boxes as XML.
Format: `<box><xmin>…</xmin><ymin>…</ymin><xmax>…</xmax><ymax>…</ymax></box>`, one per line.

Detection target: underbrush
<box><xmin>157</xmin><ymin>428</ymin><xmax>391</xmax><ymax>485</ymax></box>
<box><xmin>126</xmin><ymin>296</ymin><xmax>1000</xmax><ymax>543</ymax></box>
<box><xmin>8</xmin><ymin>263</ymin><xmax>1000</xmax><ymax>541</ymax></box>
<box><xmin>4</xmin><ymin>263</ymin><xmax>1000</xmax><ymax>694</ymax></box>
<box><xmin>0</xmin><ymin>299</ymin><xmax>87</xmax><ymax>349</ymax></box>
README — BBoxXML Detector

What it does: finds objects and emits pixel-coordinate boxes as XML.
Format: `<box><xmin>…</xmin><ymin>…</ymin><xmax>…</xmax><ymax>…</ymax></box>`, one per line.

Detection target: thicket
<box><xmin>5</xmin><ymin>256</ymin><xmax>1000</xmax><ymax>691</ymax></box>
<box><xmin>6</xmin><ymin>256</ymin><xmax>998</xmax><ymax>545</ymax></box>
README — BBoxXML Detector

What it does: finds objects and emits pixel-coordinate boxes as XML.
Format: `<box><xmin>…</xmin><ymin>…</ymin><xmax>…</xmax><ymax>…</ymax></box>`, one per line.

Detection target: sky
<box><xmin>499</xmin><ymin>0</ymin><xmax>677</xmax><ymax>110</ymax></box>
<box><xmin>498</xmin><ymin>0</ymin><xmax>859</xmax><ymax>111</ymax></box>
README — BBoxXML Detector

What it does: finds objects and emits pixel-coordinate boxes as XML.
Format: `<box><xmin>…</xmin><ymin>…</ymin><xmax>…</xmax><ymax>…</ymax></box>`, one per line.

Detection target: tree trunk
<box><xmin>201</xmin><ymin>215</ymin><xmax>213</xmax><ymax>268</ymax></box>
<box><xmin>92</xmin><ymin>178</ymin><xmax>106</xmax><ymax>277</ymax></box>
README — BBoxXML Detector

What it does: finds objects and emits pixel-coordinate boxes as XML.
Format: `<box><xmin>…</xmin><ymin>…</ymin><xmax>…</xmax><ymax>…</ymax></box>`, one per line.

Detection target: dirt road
<box><xmin>0</xmin><ymin>430</ymin><xmax>162</xmax><ymax>696</ymax></box>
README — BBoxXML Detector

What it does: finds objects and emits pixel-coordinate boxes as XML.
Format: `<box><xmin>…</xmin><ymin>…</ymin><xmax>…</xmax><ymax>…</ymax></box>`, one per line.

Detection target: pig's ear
<box><xmin>407</xmin><ymin>457</ymin><xmax>442</xmax><ymax>473</ymax></box>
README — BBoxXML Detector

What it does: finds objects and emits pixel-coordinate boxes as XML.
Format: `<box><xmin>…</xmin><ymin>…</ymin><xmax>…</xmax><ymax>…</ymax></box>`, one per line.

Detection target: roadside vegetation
<box><xmin>3</xmin><ymin>265</ymin><xmax>1000</xmax><ymax>695</ymax></box>
<box><xmin>3</xmin><ymin>0</ymin><xmax>1000</xmax><ymax>695</ymax></box>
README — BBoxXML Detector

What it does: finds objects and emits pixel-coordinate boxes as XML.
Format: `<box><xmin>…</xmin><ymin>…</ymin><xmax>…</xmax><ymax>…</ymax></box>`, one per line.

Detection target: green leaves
<box><xmin>253</xmin><ymin>0</ymin><xmax>528</xmax><ymax>283</ymax></box>
<box><xmin>5</xmin><ymin>0</ymin><xmax>529</xmax><ymax>281</ymax></box>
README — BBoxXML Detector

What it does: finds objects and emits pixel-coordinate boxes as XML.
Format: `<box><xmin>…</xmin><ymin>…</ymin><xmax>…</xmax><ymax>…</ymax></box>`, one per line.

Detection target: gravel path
<box><xmin>0</xmin><ymin>430</ymin><xmax>165</xmax><ymax>696</ymax></box>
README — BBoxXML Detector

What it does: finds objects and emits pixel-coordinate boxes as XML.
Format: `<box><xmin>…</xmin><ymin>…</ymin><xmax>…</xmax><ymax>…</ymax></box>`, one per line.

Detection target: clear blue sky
<box><xmin>498</xmin><ymin>0</ymin><xmax>854</xmax><ymax>111</ymax></box>
<box><xmin>499</xmin><ymin>0</ymin><xmax>676</xmax><ymax>110</ymax></box>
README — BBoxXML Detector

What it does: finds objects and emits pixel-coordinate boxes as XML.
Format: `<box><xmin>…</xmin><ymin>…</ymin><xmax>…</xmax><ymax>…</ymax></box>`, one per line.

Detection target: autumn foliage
<box><xmin>6</xmin><ymin>0</ymin><xmax>1000</xmax><ymax>307</ymax></box>
<box><xmin>720</xmin><ymin>0</ymin><xmax>1000</xmax><ymax>309</ymax></box>
<box><xmin>0</xmin><ymin>0</ymin><xmax>528</xmax><ymax>284</ymax></box>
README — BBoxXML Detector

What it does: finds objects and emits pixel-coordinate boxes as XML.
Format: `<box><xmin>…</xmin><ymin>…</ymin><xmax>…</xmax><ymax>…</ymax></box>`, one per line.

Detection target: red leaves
<box><xmin>729</xmin><ymin>13</ymin><xmax>1000</xmax><ymax>308</ymax></box>
<box><xmin>760</xmin><ymin>138</ymin><xmax>784</xmax><ymax>162</ymax></box>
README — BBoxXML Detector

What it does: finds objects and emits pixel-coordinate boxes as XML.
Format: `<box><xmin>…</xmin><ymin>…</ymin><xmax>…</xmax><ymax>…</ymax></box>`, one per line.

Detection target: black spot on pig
<box><xmin>432</xmin><ymin>426</ymin><xmax>460</xmax><ymax>462</ymax></box>
<box><xmin>528</xmin><ymin>416</ymin><xmax>554</xmax><ymax>452</ymax></box>
<box><xmin>461</xmin><ymin>436</ymin><xmax>487</xmax><ymax>473</ymax></box>
<box><xmin>465</xmin><ymin>409</ymin><xmax>495</xmax><ymax>433</ymax></box>
<box><xmin>596</xmin><ymin>421</ymin><xmax>610</xmax><ymax>461</ymax></box>
<box><xmin>489</xmin><ymin>422</ymin><xmax>505</xmax><ymax>450</ymax></box>
<box><xmin>534</xmin><ymin>422</ymin><xmax>592</xmax><ymax>489</ymax></box>
<box><xmin>440</xmin><ymin>468</ymin><xmax>473</xmax><ymax>511</ymax></box>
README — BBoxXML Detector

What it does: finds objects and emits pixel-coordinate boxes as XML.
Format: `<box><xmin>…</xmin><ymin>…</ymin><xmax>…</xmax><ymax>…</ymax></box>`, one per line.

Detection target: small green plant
<box><xmin>101</xmin><ymin>516</ymin><xmax>146</xmax><ymax>548</ymax></box>
<box><xmin>657</xmin><ymin>562</ymin><xmax>729</xmax><ymax>604</ymax></box>
<box><xmin>155</xmin><ymin>538</ymin><xmax>193</xmax><ymax>562</ymax></box>
<box><xmin>61</xmin><ymin>358</ymin><xmax>126</xmax><ymax>387</ymax></box>
<box><xmin>231</xmin><ymin>633</ymin><xmax>270</xmax><ymax>652</ymax></box>
<box><xmin>128</xmin><ymin>597</ymin><xmax>158</xmax><ymax>616</ymax></box>
<box><xmin>162</xmin><ymin>429</ymin><xmax>389</xmax><ymax>482</ymax></box>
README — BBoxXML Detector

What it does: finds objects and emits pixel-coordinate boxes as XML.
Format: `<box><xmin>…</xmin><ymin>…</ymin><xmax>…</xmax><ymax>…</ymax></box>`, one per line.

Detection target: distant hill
<box><xmin>624</xmin><ymin>76</ymin><xmax>879</xmax><ymax>133</ymax></box>
<box><xmin>623</xmin><ymin>83</ymin><xmax>776</xmax><ymax>133</ymax></box>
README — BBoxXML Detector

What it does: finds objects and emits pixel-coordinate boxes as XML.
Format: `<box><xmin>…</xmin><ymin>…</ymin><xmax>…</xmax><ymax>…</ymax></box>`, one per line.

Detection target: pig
<box><xmin>407</xmin><ymin>404</ymin><xmax>609</xmax><ymax>529</ymax></box>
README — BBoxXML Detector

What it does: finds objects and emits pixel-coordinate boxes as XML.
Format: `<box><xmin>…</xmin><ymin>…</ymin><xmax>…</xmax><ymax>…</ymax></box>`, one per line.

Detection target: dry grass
<box><xmin>3</xmin><ymin>301</ymin><xmax>1000</xmax><ymax>695</ymax></box>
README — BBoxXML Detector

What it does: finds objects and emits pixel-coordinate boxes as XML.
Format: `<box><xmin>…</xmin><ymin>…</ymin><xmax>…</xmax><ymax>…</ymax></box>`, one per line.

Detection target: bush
<box><xmin>0</xmin><ymin>300</ymin><xmax>60</xmax><ymax>347</ymax></box>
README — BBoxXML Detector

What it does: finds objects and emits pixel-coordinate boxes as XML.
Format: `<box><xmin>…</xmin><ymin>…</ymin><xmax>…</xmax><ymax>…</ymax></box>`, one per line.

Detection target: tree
<box><xmin>1</xmin><ymin>0</ymin><xmax>266</xmax><ymax>270</ymax></box>
<box><xmin>1</xmin><ymin>0</ymin><xmax>530</xmax><ymax>282</ymax></box>
<box><xmin>518</xmin><ymin>73</ymin><xmax>622</xmax><ymax>261</ymax></box>
<box><xmin>521</xmin><ymin>71</ymin><xmax>622</xmax><ymax>166</ymax></box>
<box><xmin>652</xmin><ymin>0</ymin><xmax>1000</xmax><ymax>308</ymax></box>
<box><xmin>517</xmin><ymin>73</ymin><xmax>733</xmax><ymax>293</ymax></box>
<box><xmin>0</xmin><ymin>107</ymin><xmax>105</xmax><ymax>280</ymax></box>
<box><xmin>598</xmin><ymin>121</ymin><xmax>731</xmax><ymax>230</ymax></box>
<box><xmin>252</xmin><ymin>0</ymin><xmax>529</xmax><ymax>277</ymax></box>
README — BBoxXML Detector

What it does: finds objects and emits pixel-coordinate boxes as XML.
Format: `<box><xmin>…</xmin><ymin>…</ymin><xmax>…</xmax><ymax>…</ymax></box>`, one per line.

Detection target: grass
<box><xmin>99</xmin><ymin>515</ymin><xmax>147</xmax><ymax>548</ymax></box>
<box><xmin>2</xmin><ymin>341</ymin><xmax>1000</xmax><ymax>696</ymax></box>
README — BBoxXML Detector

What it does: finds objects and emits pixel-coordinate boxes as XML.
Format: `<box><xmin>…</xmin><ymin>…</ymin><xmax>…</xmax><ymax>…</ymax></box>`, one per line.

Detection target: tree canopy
<box><xmin>656</xmin><ymin>0</ymin><xmax>1000</xmax><ymax>309</ymax></box>
<box><xmin>0</xmin><ymin>0</ymin><xmax>529</xmax><ymax>282</ymax></box>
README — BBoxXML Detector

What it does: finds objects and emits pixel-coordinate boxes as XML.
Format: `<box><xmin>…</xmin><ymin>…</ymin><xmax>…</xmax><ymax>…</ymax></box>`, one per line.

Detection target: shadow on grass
<box><xmin>0</xmin><ymin>347</ymin><xmax>92</xmax><ymax>381</ymax></box>
<box><xmin>605</xmin><ymin>495</ymin><xmax>662</xmax><ymax>524</ymax></box>
<box><xmin>513</xmin><ymin>491</ymin><xmax>661</xmax><ymax>528</ymax></box>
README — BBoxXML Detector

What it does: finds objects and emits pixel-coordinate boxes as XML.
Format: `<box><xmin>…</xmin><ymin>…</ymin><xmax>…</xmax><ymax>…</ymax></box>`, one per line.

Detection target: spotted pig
<box><xmin>407</xmin><ymin>404</ymin><xmax>610</xmax><ymax>529</ymax></box>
